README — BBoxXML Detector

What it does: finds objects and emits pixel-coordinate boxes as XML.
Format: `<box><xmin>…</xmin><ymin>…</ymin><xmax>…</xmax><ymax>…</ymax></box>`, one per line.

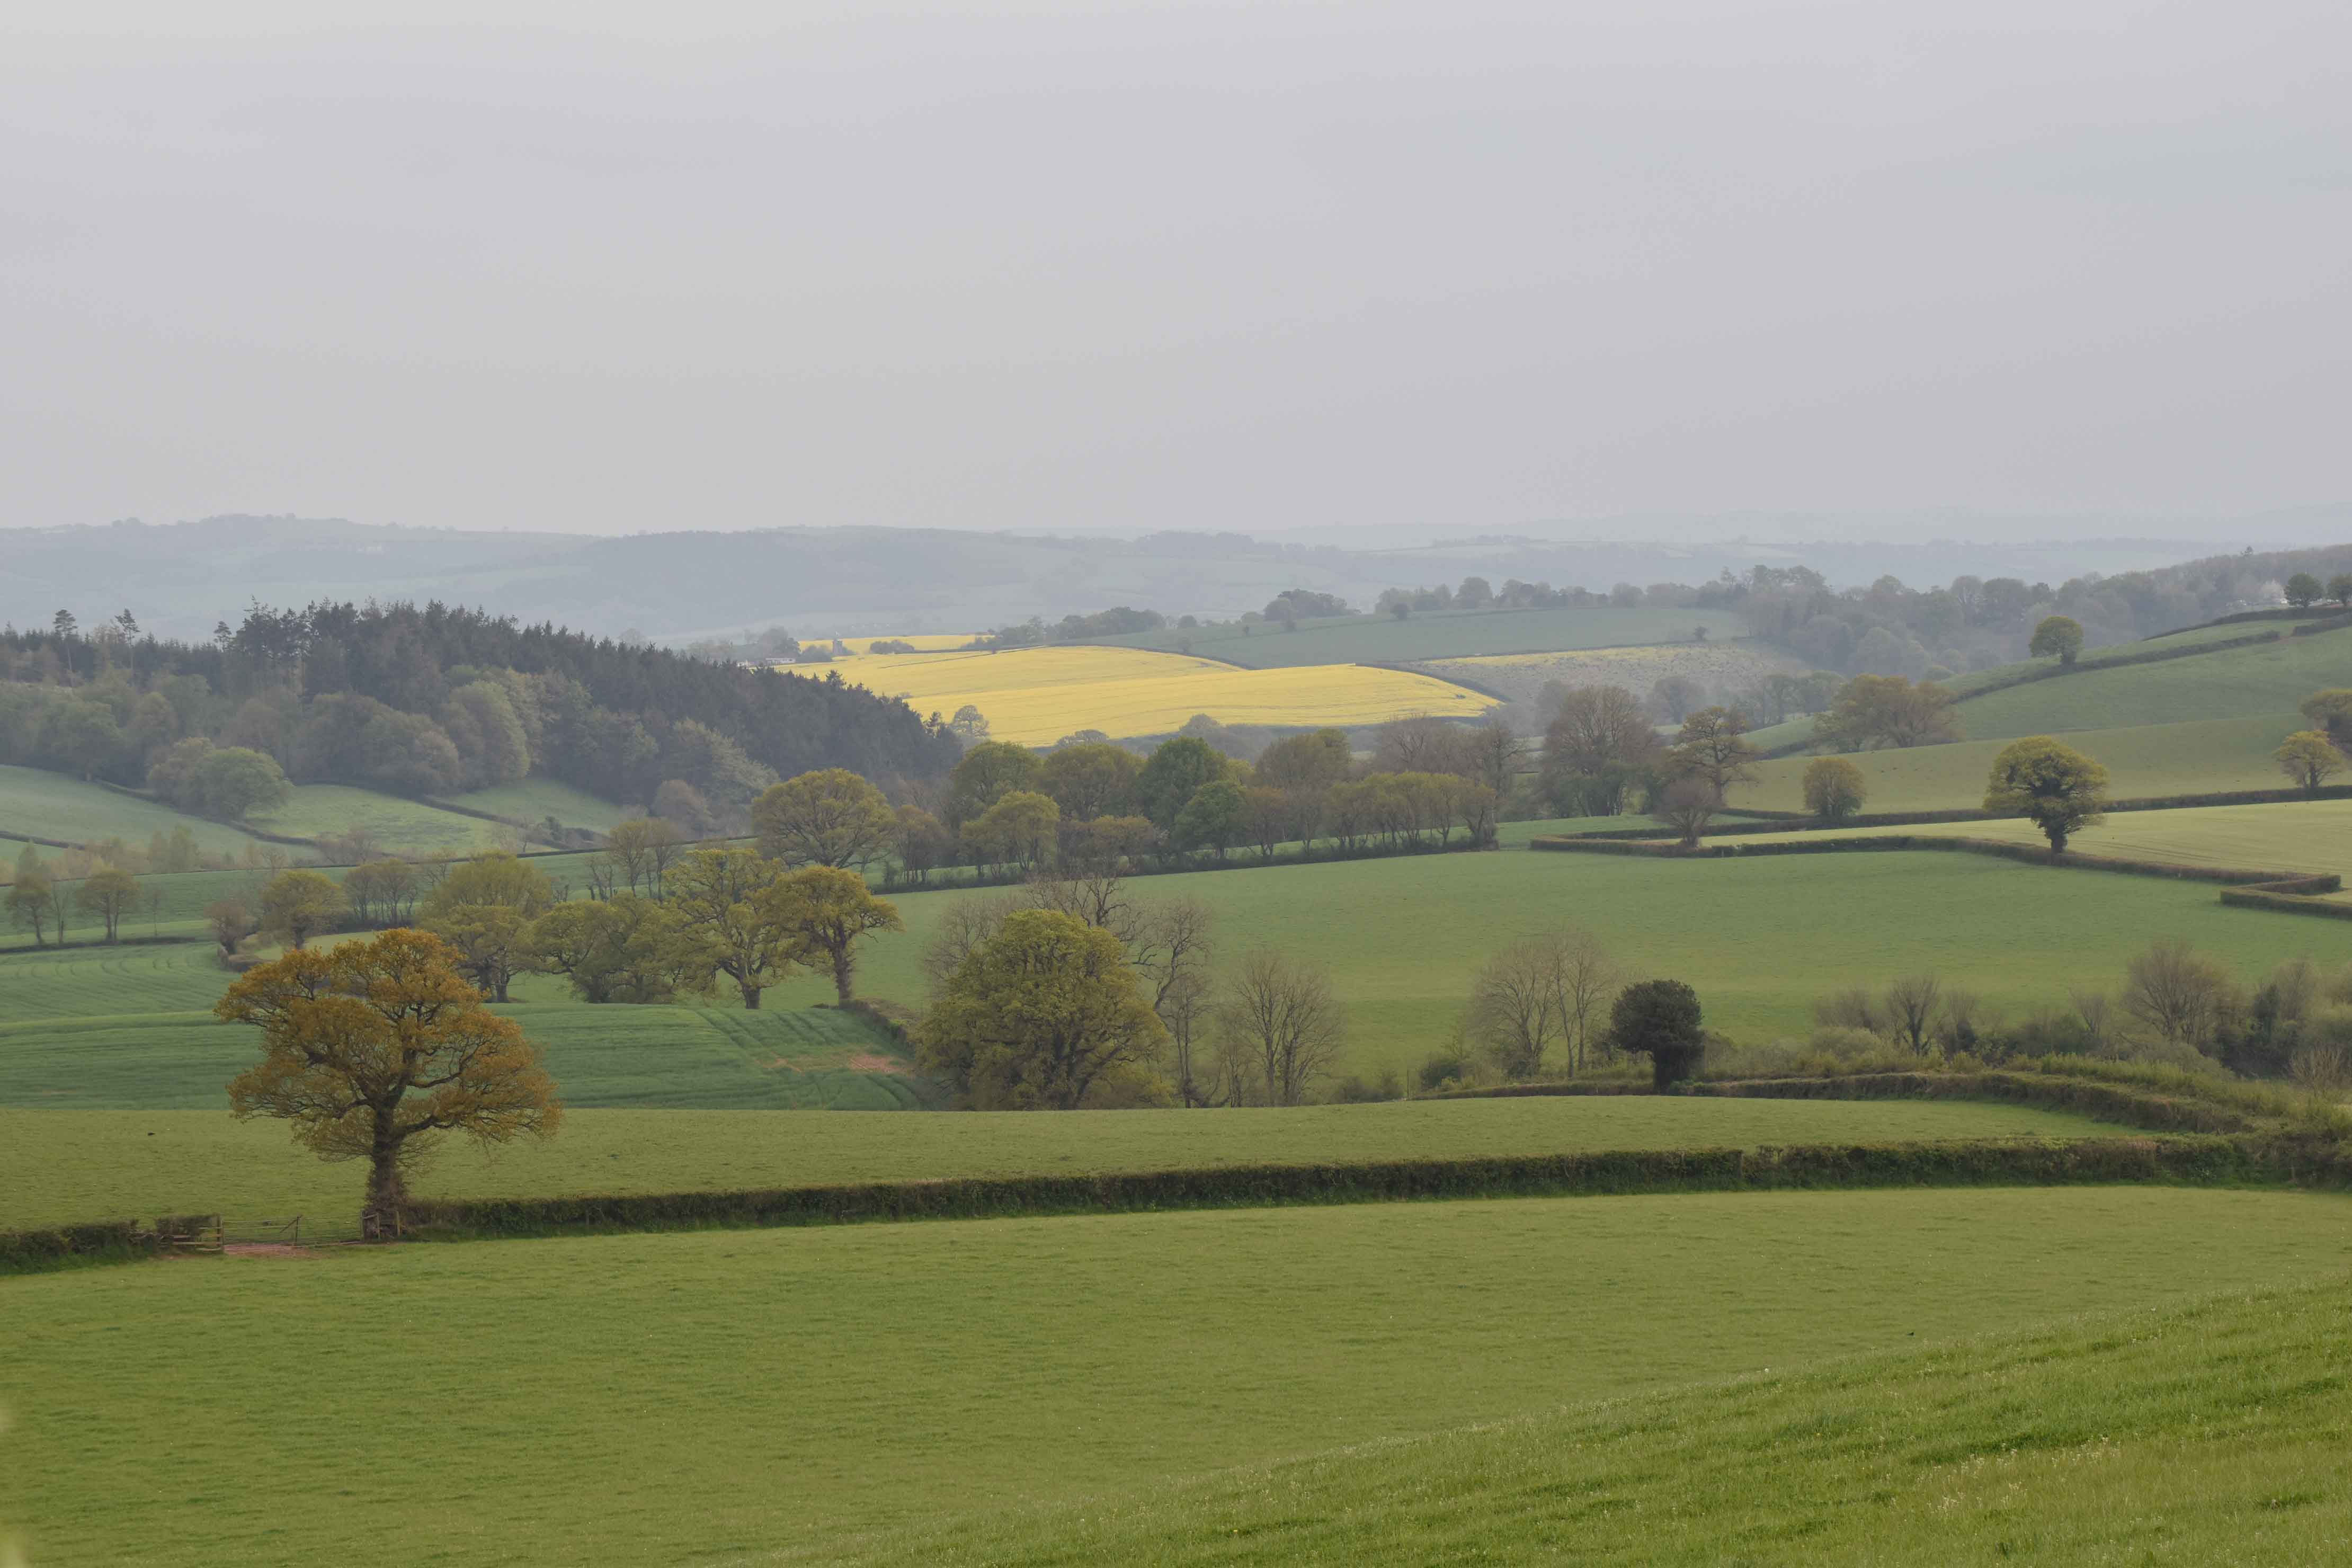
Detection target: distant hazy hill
<box><xmin>0</xmin><ymin>513</ymin><xmax>2306</xmax><ymax>643</ymax></box>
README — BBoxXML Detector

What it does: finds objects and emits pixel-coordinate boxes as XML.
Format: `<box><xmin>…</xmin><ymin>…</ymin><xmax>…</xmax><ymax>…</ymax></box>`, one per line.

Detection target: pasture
<box><xmin>246</xmin><ymin>783</ymin><xmax>512</xmax><ymax>852</ymax></box>
<box><xmin>10</xmin><ymin>845</ymin><xmax>2351</xmax><ymax>1092</ymax></box>
<box><xmin>1953</xmin><ymin>623</ymin><xmax>2352</xmax><ymax>740</ymax></box>
<box><xmin>6</xmin><ymin>1187</ymin><xmax>2347</xmax><ymax>1565</ymax></box>
<box><xmin>444</xmin><ymin>777</ymin><xmax>632</xmax><ymax>834</ymax></box>
<box><xmin>1748</xmin><ymin>797</ymin><xmax>2352</xmax><ymax>885</ymax></box>
<box><xmin>0</xmin><ymin>763</ymin><xmax>268</xmax><ymax>859</ymax></box>
<box><xmin>1739</xmin><ymin>713</ymin><xmax>2302</xmax><ymax>813</ymax></box>
<box><xmin>1095</xmin><ymin>604</ymin><xmax>1753</xmax><ymax>667</ymax></box>
<box><xmin>784</xmin><ymin>644</ymin><xmax>1493</xmax><ymax>743</ymax></box>
<box><xmin>0</xmin><ymin>1095</ymin><xmax>2127</xmax><ymax>1228</ymax></box>
<box><xmin>855</xmin><ymin>1272</ymin><xmax>2352</xmax><ymax>1565</ymax></box>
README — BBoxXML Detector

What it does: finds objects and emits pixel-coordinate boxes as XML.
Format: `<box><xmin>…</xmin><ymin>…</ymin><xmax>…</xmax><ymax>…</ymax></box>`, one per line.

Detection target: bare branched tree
<box><xmin>1882</xmin><ymin>973</ymin><xmax>1943</xmax><ymax>1054</ymax></box>
<box><xmin>2122</xmin><ymin>937</ymin><xmax>2239</xmax><ymax>1049</ymax></box>
<box><xmin>2068</xmin><ymin>987</ymin><xmax>2121</xmax><ymax>1057</ymax></box>
<box><xmin>1217</xmin><ymin>950</ymin><xmax>1347</xmax><ymax>1106</ymax></box>
<box><xmin>1467</xmin><ymin>938</ymin><xmax>1567</xmax><ymax>1081</ymax></box>
<box><xmin>1554</xmin><ymin>929</ymin><xmax>1622</xmax><ymax>1071</ymax></box>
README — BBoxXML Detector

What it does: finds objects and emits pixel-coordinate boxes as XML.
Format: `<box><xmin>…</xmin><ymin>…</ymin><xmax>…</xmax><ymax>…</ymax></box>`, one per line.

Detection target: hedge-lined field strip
<box><xmin>10</xmin><ymin>1188</ymin><xmax>2347</xmax><ymax>1566</ymax></box>
<box><xmin>0</xmin><ymin>763</ymin><xmax>273</xmax><ymax>858</ymax></box>
<box><xmin>1090</xmin><ymin>604</ymin><xmax>1753</xmax><ymax>668</ymax></box>
<box><xmin>0</xmin><ymin>1096</ymin><xmax>2131</xmax><ymax>1232</ymax></box>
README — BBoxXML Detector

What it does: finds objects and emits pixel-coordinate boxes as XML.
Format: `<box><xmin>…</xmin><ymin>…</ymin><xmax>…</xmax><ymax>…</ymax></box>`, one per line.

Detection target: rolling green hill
<box><xmin>1953</xmin><ymin>622</ymin><xmax>2352</xmax><ymax>740</ymax></box>
<box><xmin>0</xmin><ymin>765</ymin><xmax>271</xmax><ymax>858</ymax></box>
<box><xmin>1094</xmin><ymin>604</ymin><xmax>1749</xmax><ymax>669</ymax></box>
<box><xmin>844</xmin><ymin>1268</ymin><xmax>2352</xmax><ymax>1566</ymax></box>
<box><xmin>7</xmin><ymin>1188</ymin><xmax>2346</xmax><ymax>1565</ymax></box>
<box><xmin>1740</xmin><ymin>713</ymin><xmax>2301</xmax><ymax>813</ymax></box>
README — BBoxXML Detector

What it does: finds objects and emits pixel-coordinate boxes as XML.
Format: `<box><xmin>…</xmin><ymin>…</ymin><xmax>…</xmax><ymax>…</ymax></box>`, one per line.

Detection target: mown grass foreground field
<box><xmin>0</xmin><ymin>1095</ymin><xmax>2127</xmax><ymax>1228</ymax></box>
<box><xmin>786</xmin><ymin>644</ymin><xmax>1493</xmax><ymax>743</ymax></box>
<box><xmin>6</xmin><ymin>1188</ymin><xmax>2347</xmax><ymax>1566</ymax></box>
<box><xmin>845</xmin><ymin>1272</ymin><xmax>2352</xmax><ymax>1566</ymax></box>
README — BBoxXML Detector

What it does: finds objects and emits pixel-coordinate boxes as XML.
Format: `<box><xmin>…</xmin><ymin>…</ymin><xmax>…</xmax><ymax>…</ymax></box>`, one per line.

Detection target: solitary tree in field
<box><xmin>75</xmin><ymin>865</ymin><xmax>139</xmax><ymax>944</ymax></box>
<box><xmin>774</xmin><ymin>865</ymin><xmax>903</xmax><ymax>1003</ymax></box>
<box><xmin>751</xmin><ymin>769</ymin><xmax>898</xmax><ymax>870</ymax></box>
<box><xmin>2276</xmin><ymin>730</ymin><xmax>2345</xmax><ymax>797</ymax></box>
<box><xmin>2028</xmin><ymin>614</ymin><xmax>2085</xmax><ymax>667</ymax></box>
<box><xmin>219</xmin><ymin>928</ymin><xmax>562</xmax><ymax>1231</ymax></box>
<box><xmin>2330</xmin><ymin>574</ymin><xmax>2352</xmax><ymax>610</ymax></box>
<box><xmin>2285</xmin><ymin>572</ymin><xmax>2324</xmax><ymax>610</ymax></box>
<box><xmin>6</xmin><ymin>871</ymin><xmax>57</xmax><ymax>947</ymax></box>
<box><xmin>916</xmin><ymin>908</ymin><xmax>1169</xmax><ymax>1109</ymax></box>
<box><xmin>1652</xmin><ymin>778</ymin><xmax>1725</xmax><ymax>848</ymax></box>
<box><xmin>1611</xmin><ymin>979</ymin><xmax>1706</xmax><ymax>1091</ymax></box>
<box><xmin>1801</xmin><ymin>756</ymin><xmax>1868</xmax><ymax>824</ymax></box>
<box><xmin>1983</xmin><ymin>736</ymin><xmax>2109</xmax><ymax>853</ymax></box>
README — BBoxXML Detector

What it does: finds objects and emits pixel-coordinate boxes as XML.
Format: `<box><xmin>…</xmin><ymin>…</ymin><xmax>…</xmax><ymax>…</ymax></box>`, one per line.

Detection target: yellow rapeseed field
<box><xmin>783</xmin><ymin>645</ymin><xmax>1495</xmax><ymax>744</ymax></box>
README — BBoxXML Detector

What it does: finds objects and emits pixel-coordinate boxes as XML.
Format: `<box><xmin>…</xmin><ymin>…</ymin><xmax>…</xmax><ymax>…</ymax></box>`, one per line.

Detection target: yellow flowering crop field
<box><xmin>784</xmin><ymin>645</ymin><xmax>1495</xmax><ymax>744</ymax></box>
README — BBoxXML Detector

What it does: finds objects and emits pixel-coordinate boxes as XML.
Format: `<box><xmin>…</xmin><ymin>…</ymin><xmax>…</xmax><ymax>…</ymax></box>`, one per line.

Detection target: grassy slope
<box><xmin>0</xmin><ymin>764</ymin><xmax>268</xmax><ymax>857</ymax></box>
<box><xmin>1740</xmin><ymin>713</ymin><xmax>2300</xmax><ymax>813</ymax></box>
<box><xmin>0</xmin><ymin>1095</ymin><xmax>2130</xmax><ymax>1228</ymax></box>
<box><xmin>445</xmin><ymin>777</ymin><xmax>631</xmax><ymax>832</ymax></box>
<box><xmin>6</xmin><ymin>1188</ymin><xmax>2347</xmax><ymax>1567</ymax></box>
<box><xmin>841</xmin><ymin>1271</ymin><xmax>2352</xmax><ymax>1566</ymax></box>
<box><xmin>1744</xmin><ymin>798</ymin><xmax>2352</xmax><ymax>882</ymax></box>
<box><xmin>11</xmin><ymin>847</ymin><xmax>2352</xmax><ymax>1087</ymax></box>
<box><xmin>1095</xmin><ymin>605</ymin><xmax>1751</xmax><ymax>668</ymax></box>
<box><xmin>245</xmin><ymin>783</ymin><xmax>509</xmax><ymax>852</ymax></box>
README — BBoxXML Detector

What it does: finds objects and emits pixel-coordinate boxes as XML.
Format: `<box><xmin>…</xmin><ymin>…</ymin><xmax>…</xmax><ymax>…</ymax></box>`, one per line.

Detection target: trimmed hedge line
<box><xmin>0</xmin><ymin>1215</ymin><xmax>217</xmax><ymax>1277</ymax></box>
<box><xmin>1547</xmin><ymin>788</ymin><xmax>2352</xmax><ymax>844</ymax></box>
<box><xmin>1530</xmin><ymin>830</ymin><xmax>2326</xmax><ymax>888</ymax></box>
<box><xmin>399</xmin><ymin>1136</ymin><xmax>2245</xmax><ymax>1240</ymax></box>
<box><xmin>1433</xmin><ymin>1071</ymin><xmax>2259</xmax><ymax>1137</ymax></box>
<box><xmin>2220</xmin><ymin>887</ymin><xmax>2352</xmax><ymax>920</ymax></box>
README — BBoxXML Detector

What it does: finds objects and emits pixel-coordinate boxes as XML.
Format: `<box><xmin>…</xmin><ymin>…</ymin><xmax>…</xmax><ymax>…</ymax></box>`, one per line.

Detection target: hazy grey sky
<box><xmin>3</xmin><ymin>1</ymin><xmax>2345</xmax><ymax>537</ymax></box>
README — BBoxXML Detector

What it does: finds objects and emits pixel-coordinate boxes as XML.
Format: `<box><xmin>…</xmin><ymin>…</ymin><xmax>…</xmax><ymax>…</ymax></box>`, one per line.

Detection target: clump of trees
<box><xmin>1802</xmin><ymin>756</ymin><xmax>1868</xmax><ymax>823</ymax></box>
<box><xmin>1463</xmin><ymin>930</ymin><xmax>1622</xmax><ymax>1081</ymax></box>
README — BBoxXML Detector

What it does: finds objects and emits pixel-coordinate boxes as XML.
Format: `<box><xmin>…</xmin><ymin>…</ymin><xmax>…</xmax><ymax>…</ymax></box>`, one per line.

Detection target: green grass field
<box><xmin>6</xmin><ymin>1187</ymin><xmax>2346</xmax><ymax>1565</ymax></box>
<box><xmin>1094</xmin><ymin>604</ymin><xmax>1750</xmax><ymax>668</ymax></box>
<box><xmin>1743</xmin><ymin>797</ymin><xmax>2352</xmax><ymax>883</ymax></box>
<box><xmin>444</xmin><ymin>777</ymin><xmax>632</xmax><ymax>833</ymax></box>
<box><xmin>0</xmin><ymin>1095</ymin><xmax>2129</xmax><ymax>1228</ymax></box>
<box><xmin>1739</xmin><ymin>712</ymin><xmax>2303</xmax><ymax>813</ymax></box>
<box><xmin>11</xmin><ymin>845</ymin><xmax>2351</xmax><ymax>1090</ymax></box>
<box><xmin>245</xmin><ymin>783</ymin><xmax>511</xmax><ymax>852</ymax></box>
<box><xmin>1953</xmin><ymin>623</ymin><xmax>2352</xmax><ymax>741</ymax></box>
<box><xmin>0</xmin><ymin>764</ymin><xmax>269</xmax><ymax>858</ymax></box>
<box><xmin>848</xmin><ymin>1270</ymin><xmax>2352</xmax><ymax>1565</ymax></box>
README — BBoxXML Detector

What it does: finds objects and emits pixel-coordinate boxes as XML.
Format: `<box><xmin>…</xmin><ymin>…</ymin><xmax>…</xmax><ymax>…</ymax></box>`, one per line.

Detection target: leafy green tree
<box><xmin>967</xmin><ymin>790</ymin><xmax>1061</xmax><ymax>875</ymax></box>
<box><xmin>1801</xmin><ymin>756</ymin><xmax>1868</xmax><ymax>823</ymax></box>
<box><xmin>1253</xmin><ymin>728</ymin><xmax>1353</xmax><ymax>793</ymax></box>
<box><xmin>2028</xmin><ymin>614</ymin><xmax>2085</xmax><ymax>666</ymax></box>
<box><xmin>1038</xmin><ymin>743</ymin><xmax>1144</xmax><ymax>821</ymax></box>
<box><xmin>666</xmin><ymin>847</ymin><xmax>802</xmax><ymax>1008</ymax></box>
<box><xmin>751</xmin><ymin>768</ymin><xmax>897</xmax><ymax>869</ymax></box>
<box><xmin>5</xmin><ymin>871</ymin><xmax>57</xmax><ymax>947</ymax></box>
<box><xmin>419</xmin><ymin>852</ymin><xmax>559</xmax><ymax>1002</ymax></box>
<box><xmin>1610</xmin><ymin>978</ymin><xmax>1706</xmax><ymax>1090</ymax></box>
<box><xmin>219</xmin><ymin>928</ymin><xmax>562</xmax><ymax>1229</ymax></box>
<box><xmin>1650</xmin><ymin>778</ymin><xmax>1723</xmax><ymax>848</ymax></box>
<box><xmin>258</xmin><ymin>869</ymin><xmax>350</xmax><ymax>950</ymax></box>
<box><xmin>1539</xmin><ymin>685</ymin><xmax>1658</xmax><ymax>815</ymax></box>
<box><xmin>946</xmin><ymin>741</ymin><xmax>1043</xmax><ymax>824</ymax></box>
<box><xmin>1662</xmin><ymin>707</ymin><xmax>1760</xmax><ymax>795</ymax></box>
<box><xmin>2275</xmin><ymin>730</ymin><xmax>2344</xmax><ymax>797</ymax></box>
<box><xmin>2298</xmin><ymin>689</ymin><xmax>2352</xmax><ymax>749</ymax></box>
<box><xmin>44</xmin><ymin>699</ymin><xmax>121</xmax><ymax>780</ymax></box>
<box><xmin>1174</xmin><ymin>778</ymin><xmax>1248</xmax><ymax>859</ymax></box>
<box><xmin>1983</xmin><ymin>736</ymin><xmax>2109</xmax><ymax>853</ymax></box>
<box><xmin>2285</xmin><ymin>572</ymin><xmax>2324</xmax><ymax>609</ymax></box>
<box><xmin>1135</xmin><ymin>736</ymin><xmax>1233</xmax><ymax>830</ymax></box>
<box><xmin>523</xmin><ymin>894</ymin><xmax>682</xmax><ymax>1003</ymax></box>
<box><xmin>194</xmin><ymin>745</ymin><xmax>291</xmax><ymax>819</ymax></box>
<box><xmin>916</xmin><ymin>908</ymin><xmax>1169</xmax><ymax>1109</ymax></box>
<box><xmin>2330</xmin><ymin>574</ymin><xmax>2352</xmax><ymax>610</ymax></box>
<box><xmin>438</xmin><ymin>681</ymin><xmax>532</xmax><ymax>789</ymax></box>
<box><xmin>773</xmin><ymin>865</ymin><xmax>903</xmax><ymax>1003</ymax></box>
<box><xmin>206</xmin><ymin>897</ymin><xmax>258</xmax><ymax>960</ymax></box>
<box><xmin>75</xmin><ymin>865</ymin><xmax>140</xmax><ymax>943</ymax></box>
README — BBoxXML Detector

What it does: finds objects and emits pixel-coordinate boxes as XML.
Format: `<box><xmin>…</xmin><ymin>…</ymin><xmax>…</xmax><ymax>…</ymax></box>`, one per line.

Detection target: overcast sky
<box><xmin>3</xmin><ymin>1</ymin><xmax>2345</xmax><ymax>538</ymax></box>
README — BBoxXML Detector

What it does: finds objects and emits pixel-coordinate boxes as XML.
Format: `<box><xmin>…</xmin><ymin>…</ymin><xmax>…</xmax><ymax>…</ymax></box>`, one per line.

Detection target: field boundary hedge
<box><xmin>397</xmin><ymin>1135</ymin><xmax>2248</xmax><ymax>1242</ymax></box>
<box><xmin>1528</xmin><ymin>830</ymin><xmax>2329</xmax><ymax>885</ymax></box>
<box><xmin>0</xmin><ymin>1215</ymin><xmax>219</xmax><ymax>1277</ymax></box>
